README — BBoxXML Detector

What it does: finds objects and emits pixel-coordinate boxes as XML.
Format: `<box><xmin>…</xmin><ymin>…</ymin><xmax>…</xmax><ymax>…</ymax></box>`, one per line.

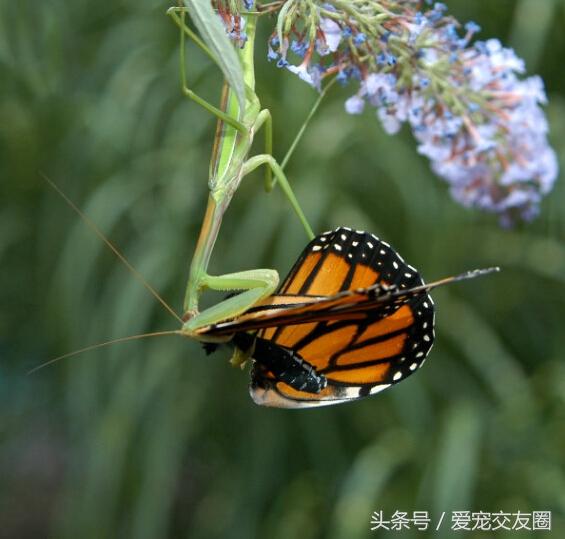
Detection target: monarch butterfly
<box><xmin>196</xmin><ymin>227</ymin><xmax>498</xmax><ymax>408</ymax></box>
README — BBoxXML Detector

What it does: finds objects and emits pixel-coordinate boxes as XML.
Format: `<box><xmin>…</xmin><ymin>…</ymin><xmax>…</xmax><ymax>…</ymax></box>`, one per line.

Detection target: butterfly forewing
<box><xmin>250</xmin><ymin>227</ymin><xmax>435</xmax><ymax>408</ymax></box>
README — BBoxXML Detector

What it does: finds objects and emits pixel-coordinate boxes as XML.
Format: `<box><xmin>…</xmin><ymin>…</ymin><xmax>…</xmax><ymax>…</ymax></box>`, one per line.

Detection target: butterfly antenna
<box><xmin>362</xmin><ymin>266</ymin><xmax>501</xmax><ymax>302</ymax></box>
<box><xmin>28</xmin><ymin>330</ymin><xmax>183</xmax><ymax>374</ymax></box>
<box><xmin>381</xmin><ymin>266</ymin><xmax>500</xmax><ymax>298</ymax></box>
<box><xmin>42</xmin><ymin>173</ymin><xmax>184</xmax><ymax>325</ymax></box>
<box><xmin>426</xmin><ymin>266</ymin><xmax>500</xmax><ymax>289</ymax></box>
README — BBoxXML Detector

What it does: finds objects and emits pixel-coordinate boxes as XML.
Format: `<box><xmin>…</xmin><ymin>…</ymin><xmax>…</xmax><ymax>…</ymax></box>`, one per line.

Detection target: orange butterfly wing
<box><xmin>250</xmin><ymin>227</ymin><xmax>435</xmax><ymax>408</ymax></box>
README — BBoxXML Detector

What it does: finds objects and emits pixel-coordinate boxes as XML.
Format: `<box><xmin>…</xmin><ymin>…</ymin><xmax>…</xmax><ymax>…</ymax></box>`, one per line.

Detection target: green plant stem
<box><xmin>281</xmin><ymin>76</ymin><xmax>336</xmax><ymax>170</ymax></box>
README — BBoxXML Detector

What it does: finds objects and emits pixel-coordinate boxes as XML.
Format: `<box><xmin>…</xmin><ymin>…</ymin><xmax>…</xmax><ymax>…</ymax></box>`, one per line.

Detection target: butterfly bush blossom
<box><xmin>219</xmin><ymin>0</ymin><xmax>558</xmax><ymax>226</ymax></box>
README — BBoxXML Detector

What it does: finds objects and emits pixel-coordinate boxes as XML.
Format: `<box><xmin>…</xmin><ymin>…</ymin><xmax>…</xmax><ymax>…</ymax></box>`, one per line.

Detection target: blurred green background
<box><xmin>1</xmin><ymin>1</ymin><xmax>564</xmax><ymax>537</ymax></box>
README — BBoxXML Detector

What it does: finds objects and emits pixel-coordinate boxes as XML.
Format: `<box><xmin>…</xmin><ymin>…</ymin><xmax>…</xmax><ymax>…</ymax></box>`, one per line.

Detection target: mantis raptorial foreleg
<box><xmin>182</xmin><ymin>269</ymin><xmax>279</xmax><ymax>332</ymax></box>
<box><xmin>184</xmin><ymin>268</ymin><xmax>279</xmax><ymax>368</ymax></box>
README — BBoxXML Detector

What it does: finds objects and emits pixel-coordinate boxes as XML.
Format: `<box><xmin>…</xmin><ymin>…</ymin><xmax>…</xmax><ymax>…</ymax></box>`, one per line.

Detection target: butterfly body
<box><xmin>234</xmin><ymin>332</ymin><xmax>327</xmax><ymax>393</ymax></box>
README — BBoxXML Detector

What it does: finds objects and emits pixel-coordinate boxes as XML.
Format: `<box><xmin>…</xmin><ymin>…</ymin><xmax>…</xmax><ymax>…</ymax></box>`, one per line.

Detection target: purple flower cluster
<box><xmin>263</xmin><ymin>0</ymin><xmax>558</xmax><ymax>225</ymax></box>
<box><xmin>419</xmin><ymin>40</ymin><xmax>558</xmax><ymax>225</ymax></box>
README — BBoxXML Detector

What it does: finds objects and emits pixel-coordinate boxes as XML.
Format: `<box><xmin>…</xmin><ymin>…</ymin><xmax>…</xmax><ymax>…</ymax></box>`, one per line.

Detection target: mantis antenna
<box><xmin>41</xmin><ymin>173</ymin><xmax>184</xmax><ymax>324</ymax></box>
<box><xmin>28</xmin><ymin>331</ymin><xmax>182</xmax><ymax>374</ymax></box>
<box><xmin>27</xmin><ymin>175</ymin><xmax>188</xmax><ymax>374</ymax></box>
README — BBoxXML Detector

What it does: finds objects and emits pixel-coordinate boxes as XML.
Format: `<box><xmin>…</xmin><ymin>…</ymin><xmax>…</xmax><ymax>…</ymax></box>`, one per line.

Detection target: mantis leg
<box><xmin>250</xmin><ymin>81</ymin><xmax>336</xmax><ymax>239</ymax></box>
<box><xmin>182</xmin><ymin>269</ymin><xmax>279</xmax><ymax>334</ymax></box>
<box><xmin>167</xmin><ymin>7</ymin><xmax>247</xmax><ymax>133</ymax></box>
<box><xmin>254</xmin><ymin>109</ymin><xmax>274</xmax><ymax>191</ymax></box>
<box><xmin>242</xmin><ymin>153</ymin><xmax>315</xmax><ymax>240</ymax></box>
<box><xmin>254</xmin><ymin>77</ymin><xmax>337</xmax><ymax>185</ymax></box>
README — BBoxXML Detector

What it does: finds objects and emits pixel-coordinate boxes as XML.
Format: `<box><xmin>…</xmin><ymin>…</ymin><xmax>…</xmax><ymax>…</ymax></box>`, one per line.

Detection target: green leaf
<box><xmin>183</xmin><ymin>0</ymin><xmax>245</xmax><ymax>112</ymax></box>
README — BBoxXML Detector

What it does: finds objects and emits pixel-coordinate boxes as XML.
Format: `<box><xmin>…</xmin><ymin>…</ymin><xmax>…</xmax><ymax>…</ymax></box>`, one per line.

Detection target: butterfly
<box><xmin>195</xmin><ymin>227</ymin><xmax>498</xmax><ymax>408</ymax></box>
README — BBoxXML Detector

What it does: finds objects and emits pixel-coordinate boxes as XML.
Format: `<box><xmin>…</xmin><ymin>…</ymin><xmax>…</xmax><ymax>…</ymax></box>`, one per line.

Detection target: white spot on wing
<box><xmin>369</xmin><ymin>384</ymin><xmax>390</xmax><ymax>395</ymax></box>
<box><xmin>393</xmin><ymin>371</ymin><xmax>403</xmax><ymax>381</ymax></box>
<box><xmin>342</xmin><ymin>387</ymin><xmax>362</xmax><ymax>399</ymax></box>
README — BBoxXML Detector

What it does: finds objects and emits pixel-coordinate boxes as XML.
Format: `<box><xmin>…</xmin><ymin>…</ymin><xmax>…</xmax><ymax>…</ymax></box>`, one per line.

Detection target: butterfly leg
<box><xmin>182</xmin><ymin>269</ymin><xmax>279</xmax><ymax>334</ymax></box>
